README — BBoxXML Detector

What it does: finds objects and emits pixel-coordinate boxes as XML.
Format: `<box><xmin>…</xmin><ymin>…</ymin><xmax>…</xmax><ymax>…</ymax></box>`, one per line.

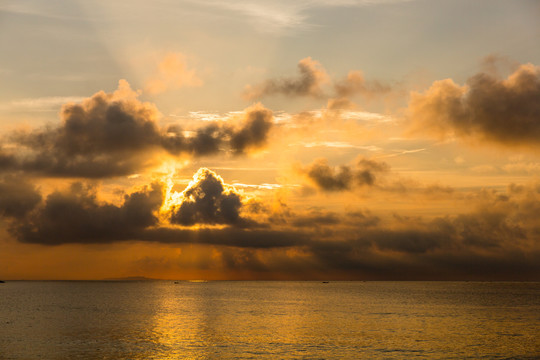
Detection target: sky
<box><xmin>0</xmin><ymin>0</ymin><xmax>539</xmax><ymax>280</ymax></box>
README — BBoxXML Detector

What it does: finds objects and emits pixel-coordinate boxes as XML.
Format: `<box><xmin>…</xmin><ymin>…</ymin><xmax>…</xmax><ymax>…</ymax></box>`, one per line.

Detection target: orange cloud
<box><xmin>299</xmin><ymin>157</ymin><xmax>389</xmax><ymax>191</ymax></box>
<box><xmin>145</xmin><ymin>52</ymin><xmax>203</xmax><ymax>94</ymax></box>
<box><xmin>334</xmin><ymin>70</ymin><xmax>391</xmax><ymax>98</ymax></box>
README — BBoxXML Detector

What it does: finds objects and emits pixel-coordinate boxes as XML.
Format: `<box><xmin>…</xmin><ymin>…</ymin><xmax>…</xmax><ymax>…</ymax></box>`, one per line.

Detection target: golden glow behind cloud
<box><xmin>1</xmin><ymin>0</ymin><xmax>539</xmax><ymax>280</ymax></box>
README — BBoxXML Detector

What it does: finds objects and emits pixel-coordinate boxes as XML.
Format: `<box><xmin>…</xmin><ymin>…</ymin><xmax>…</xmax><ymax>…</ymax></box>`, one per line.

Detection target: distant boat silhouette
<box><xmin>0</xmin><ymin>280</ymin><xmax>5</xmax><ymax>283</ymax></box>
<box><xmin>322</xmin><ymin>281</ymin><xmax>329</xmax><ymax>283</ymax></box>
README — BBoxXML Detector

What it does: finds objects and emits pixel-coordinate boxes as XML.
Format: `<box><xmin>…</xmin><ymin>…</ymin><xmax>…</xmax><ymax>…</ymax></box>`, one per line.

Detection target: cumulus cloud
<box><xmin>4</xmin><ymin>82</ymin><xmax>274</xmax><ymax>178</ymax></box>
<box><xmin>408</xmin><ymin>63</ymin><xmax>540</xmax><ymax>147</ymax></box>
<box><xmin>7</xmin><ymin>80</ymin><xmax>163</xmax><ymax>177</ymax></box>
<box><xmin>244</xmin><ymin>57</ymin><xmax>328</xmax><ymax>99</ymax></box>
<box><xmin>145</xmin><ymin>52</ymin><xmax>203</xmax><ymax>94</ymax></box>
<box><xmin>301</xmin><ymin>157</ymin><xmax>389</xmax><ymax>191</ymax></box>
<box><xmin>168</xmin><ymin>168</ymin><xmax>245</xmax><ymax>226</ymax></box>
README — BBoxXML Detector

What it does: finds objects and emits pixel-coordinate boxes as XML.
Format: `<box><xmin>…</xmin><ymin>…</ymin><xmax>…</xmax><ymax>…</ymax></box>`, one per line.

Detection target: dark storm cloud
<box><xmin>4</xmin><ymin>82</ymin><xmax>274</xmax><ymax>178</ymax></box>
<box><xmin>12</xmin><ymin>182</ymin><xmax>163</xmax><ymax>244</ymax></box>
<box><xmin>169</xmin><ymin>168</ymin><xmax>245</xmax><ymax>226</ymax></box>
<box><xmin>0</xmin><ymin>148</ymin><xmax>17</xmax><ymax>170</ymax></box>
<box><xmin>370</xmin><ymin>229</ymin><xmax>445</xmax><ymax>254</ymax></box>
<box><xmin>244</xmin><ymin>57</ymin><xmax>328</xmax><ymax>99</ymax></box>
<box><xmin>299</xmin><ymin>205</ymin><xmax>539</xmax><ymax>280</ymax></box>
<box><xmin>239</xmin><ymin>183</ymin><xmax>539</xmax><ymax>279</ymax></box>
<box><xmin>301</xmin><ymin>157</ymin><xmax>389</xmax><ymax>191</ymax></box>
<box><xmin>409</xmin><ymin>63</ymin><xmax>540</xmax><ymax>146</ymax></box>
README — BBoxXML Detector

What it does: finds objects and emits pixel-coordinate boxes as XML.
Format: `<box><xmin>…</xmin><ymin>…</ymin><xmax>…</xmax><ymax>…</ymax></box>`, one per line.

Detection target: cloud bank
<box><xmin>1</xmin><ymin>168</ymin><xmax>539</xmax><ymax>279</ymax></box>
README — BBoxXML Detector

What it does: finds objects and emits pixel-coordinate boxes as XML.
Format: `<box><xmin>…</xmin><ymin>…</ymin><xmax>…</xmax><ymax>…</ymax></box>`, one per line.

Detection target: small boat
<box><xmin>0</xmin><ymin>280</ymin><xmax>5</xmax><ymax>283</ymax></box>
<box><xmin>322</xmin><ymin>281</ymin><xmax>329</xmax><ymax>283</ymax></box>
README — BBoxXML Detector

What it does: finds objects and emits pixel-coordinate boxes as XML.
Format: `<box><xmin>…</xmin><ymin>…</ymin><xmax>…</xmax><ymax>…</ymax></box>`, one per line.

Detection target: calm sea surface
<box><xmin>0</xmin><ymin>281</ymin><xmax>539</xmax><ymax>359</ymax></box>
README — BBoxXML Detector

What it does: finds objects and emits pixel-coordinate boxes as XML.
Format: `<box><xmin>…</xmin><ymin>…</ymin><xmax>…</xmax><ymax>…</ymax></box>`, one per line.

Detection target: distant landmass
<box><xmin>102</xmin><ymin>276</ymin><xmax>159</xmax><ymax>281</ymax></box>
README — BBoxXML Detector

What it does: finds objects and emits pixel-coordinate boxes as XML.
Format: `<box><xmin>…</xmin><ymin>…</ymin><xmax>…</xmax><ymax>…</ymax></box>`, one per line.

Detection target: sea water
<box><xmin>1</xmin><ymin>281</ymin><xmax>539</xmax><ymax>359</ymax></box>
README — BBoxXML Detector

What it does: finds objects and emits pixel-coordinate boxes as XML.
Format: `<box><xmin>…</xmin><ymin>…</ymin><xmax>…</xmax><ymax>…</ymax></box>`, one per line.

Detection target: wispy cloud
<box><xmin>297</xmin><ymin>141</ymin><xmax>381</xmax><ymax>151</ymax></box>
<box><xmin>0</xmin><ymin>96</ymin><xmax>87</xmax><ymax>112</ymax></box>
<box><xmin>189</xmin><ymin>0</ymin><xmax>414</xmax><ymax>34</ymax></box>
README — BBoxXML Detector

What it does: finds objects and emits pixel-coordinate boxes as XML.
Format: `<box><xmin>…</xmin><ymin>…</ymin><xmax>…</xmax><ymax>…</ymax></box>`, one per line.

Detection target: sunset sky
<box><xmin>1</xmin><ymin>0</ymin><xmax>539</xmax><ymax>280</ymax></box>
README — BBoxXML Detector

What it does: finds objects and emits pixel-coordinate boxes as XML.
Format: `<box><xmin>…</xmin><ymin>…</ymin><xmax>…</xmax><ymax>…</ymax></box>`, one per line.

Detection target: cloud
<box><xmin>3</xmin><ymin>82</ymin><xmax>274</xmax><ymax>178</ymax></box>
<box><xmin>0</xmin><ymin>175</ymin><xmax>42</xmax><ymax>219</ymax></box>
<box><xmin>229</xmin><ymin>105</ymin><xmax>274</xmax><ymax>153</ymax></box>
<box><xmin>1</xmin><ymin>163</ymin><xmax>539</xmax><ymax>281</ymax></box>
<box><xmin>1</xmin><ymin>168</ymin><xmax>540</xmax><ymax>279</ymax></box>
<box><xmin>7</xmin><ymin>80</ymin><xmax>164</xmax><ymax>177</ymax></box>
<box><xmin>163</xmin><ymin>103</ymin><xmax>274</xmax><ymax>156</ymax></box>
<box><xmin>190</xmin><ymin>0</ymin><xmax>414</xmax><ymax>34</ymax></box>
<box><xmin>286</xmin><ymin>184</ymin><xmax>540</xmax><ymax>279</ymax></box>
<box><xmin>290</xmin><ymin>208</ymin><xmax>380</xmax><ymax>228</ymax></box>
<box><xmin>12</xmin><ymin>182</ymin><xmax>163</xmax><ymax>245</ymax></box>
<box><xmin>244</xmin><ymin>57</ymin><xmax>328</xmax><ymax>99</ymax></box>
<box><xmin>408</xmin><ymin>63</ymin><xmax>540</xmax><ymax>147</ymax></box>
<box><xmin>145</xmin><ymin>53</ymin><xmax>203</xmax><ymax>94</ymax></box>
<box><xmin>243</xmin><ymin>58</ymin><xmax>394</xmax><ymax>109</ymax></box>
<box><xmin>0</xmin><ymin>96</ymin><xmax>87</xmax><ymax>112</ymax></box>
<box><xmin>0</xmin><ymin>169</ymin><xmax>295</xmax><ymax>246</ymax></box>
<box><xmin>334</xmin><ymin>70</ymin><xmax>391</xmax><ymax>98</ymax></box>
<box><xmin>301</xmin><ymin>157</ymin><xmax>389</xmax><ymax>191</ymax></box>
<box><xmin>168</xmin><ymin>168</ymin><xmax>245</xmax><ymax>226</ymax></box>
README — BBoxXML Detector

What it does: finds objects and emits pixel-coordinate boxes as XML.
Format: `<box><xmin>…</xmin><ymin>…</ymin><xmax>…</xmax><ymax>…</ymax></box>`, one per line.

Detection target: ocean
<box><xmin>1</xmin><ymin>281</ymin><xmax>539</xmax><ymax>359</ymax></box>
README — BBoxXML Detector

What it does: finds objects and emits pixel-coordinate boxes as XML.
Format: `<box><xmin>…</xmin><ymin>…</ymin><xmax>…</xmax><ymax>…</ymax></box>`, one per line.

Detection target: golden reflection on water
<box><xmin>142</xmin><ymin>281</ymin><xmax>540</xmax><ymax>359</ymax></box>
